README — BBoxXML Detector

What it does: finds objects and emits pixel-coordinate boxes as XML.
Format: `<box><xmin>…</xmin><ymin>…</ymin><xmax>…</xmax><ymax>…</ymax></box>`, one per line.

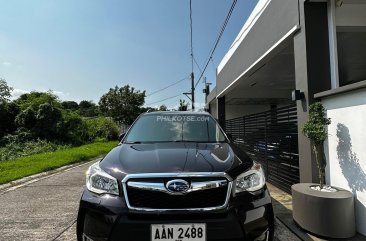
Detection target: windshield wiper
<box><xmin>125</xmin><ymin>141</ymin><xmax>142</xmax><ymax>144</ymax></box>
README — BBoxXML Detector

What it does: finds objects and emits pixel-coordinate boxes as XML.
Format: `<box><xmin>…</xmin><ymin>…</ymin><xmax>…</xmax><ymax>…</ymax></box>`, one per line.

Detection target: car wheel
<box><xmin>76</xmin><ymin>208</ymin><xmax>85</xmax><ymax>241</ymax></box>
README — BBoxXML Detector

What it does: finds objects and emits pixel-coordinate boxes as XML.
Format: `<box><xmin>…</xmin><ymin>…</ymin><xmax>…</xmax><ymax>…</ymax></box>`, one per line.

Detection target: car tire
<box><xmin>267</xmin><ymin>205</ymin><xmax>275</xmax><ymax>241</ymax></box>
<box><xmin>76</xmin><ymin>207</ymin><xmax>85</xmax><ymax>241</ymax></box>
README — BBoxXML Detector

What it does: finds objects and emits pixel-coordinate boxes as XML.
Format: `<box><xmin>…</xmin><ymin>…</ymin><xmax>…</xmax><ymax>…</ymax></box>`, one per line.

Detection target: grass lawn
<box><xmin>0</xmin><ymin>141</ymin><xmax>118</xmax><ymax>185</ymax></box>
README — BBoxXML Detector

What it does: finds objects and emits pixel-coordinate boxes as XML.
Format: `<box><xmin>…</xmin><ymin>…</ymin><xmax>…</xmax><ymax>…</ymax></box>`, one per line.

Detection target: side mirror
<box><xmin>226</xmin><ymin>133</ymin><xmax>233</xmax><ymax>141</ymax></box>
<box><xmin>118</xmin><ymin>133</ymin><xmax>125</xmax><ymax>142</ymax></box>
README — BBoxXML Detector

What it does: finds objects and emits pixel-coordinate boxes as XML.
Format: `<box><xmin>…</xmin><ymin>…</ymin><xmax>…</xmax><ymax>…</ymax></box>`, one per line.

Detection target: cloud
<box><xmin>2</xmin><ymin>61</ymin><xmax>12</xmax><ymax>66</ymax></box>
<box><xmin>51</xmin><ymin>90</ymin><xmax>70</xmax><ymax>99</ymax></box>
<box><xmin>11</xmin><ymin>88</ymin><xmax>30</xmax><ymax>99</ymax></box>
<box><xmin>11</xmin><ymin>88</ymin><xmax>70</xmax><ymax>100</ymax></box>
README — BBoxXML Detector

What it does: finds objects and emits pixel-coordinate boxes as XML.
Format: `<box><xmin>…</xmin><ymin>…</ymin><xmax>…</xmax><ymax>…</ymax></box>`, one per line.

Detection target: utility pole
<box><xmin>183</xmin><ymin>72</ymin><xmax>195</xmax><ymax>111</ymax></box>
<box><xmin>191</xmin><ymin>72</ymin><xmax>195</xmax><ymax>110</ymax></box>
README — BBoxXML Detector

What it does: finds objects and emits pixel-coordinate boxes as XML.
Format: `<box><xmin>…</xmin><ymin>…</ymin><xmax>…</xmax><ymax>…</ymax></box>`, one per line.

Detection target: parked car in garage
<box><xmin>77</xmin><ymin>111</ymin><xmax>274</xmax><ymax>241</ymax></box>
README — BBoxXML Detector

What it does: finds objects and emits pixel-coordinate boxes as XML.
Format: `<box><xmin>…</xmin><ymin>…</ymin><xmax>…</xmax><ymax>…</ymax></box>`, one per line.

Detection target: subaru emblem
<box><xmin>166</xmin><ymin>179</ymin><xmax>190</xmax><ymax>194</ymax></box>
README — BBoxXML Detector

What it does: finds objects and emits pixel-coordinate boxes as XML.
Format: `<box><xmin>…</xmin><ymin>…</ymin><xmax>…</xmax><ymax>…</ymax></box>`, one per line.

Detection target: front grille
<box><xmin>123</xmin><ymin>174</ymin><xmax>231</xmax><ymax>211</ymax></box>
<box><xmin>127</xmin><ymin>185</ymin><xmax>228</xmax><ymax>209</ymax></box>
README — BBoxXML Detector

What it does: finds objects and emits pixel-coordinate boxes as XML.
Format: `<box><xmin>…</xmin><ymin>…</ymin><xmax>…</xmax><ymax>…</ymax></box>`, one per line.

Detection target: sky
<box><xmin>0</xmin><ymin>0</ymin><xmax>257</xmax><ymax>110</ymax></box>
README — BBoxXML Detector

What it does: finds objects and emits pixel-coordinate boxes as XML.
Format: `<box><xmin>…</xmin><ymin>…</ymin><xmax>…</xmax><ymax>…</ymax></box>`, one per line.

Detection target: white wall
<box><xmin>322</xmin><ymin>88</ymin><xmax>366</xmax><ymax>236</ymax></box>
<box><xmin>226</xmin><ymin>104</ymin><xmax>269</xmax><ymax>120</ymax></box>
<box><xmin>218</xmin><ymin>0</ymin><xmax>271</xmax><ymax>73</ymax></box>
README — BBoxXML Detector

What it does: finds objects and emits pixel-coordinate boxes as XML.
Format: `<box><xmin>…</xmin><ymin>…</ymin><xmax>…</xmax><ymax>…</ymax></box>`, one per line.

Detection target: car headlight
<box><xmin>86</xmin><ymin>162</ymin><xmax>119</xmax><ymax>195</ymax></box>
<box><xmin>234</xmin><ymin>162</ymin><xmax>265</xmax><ymax>194</ymax></box>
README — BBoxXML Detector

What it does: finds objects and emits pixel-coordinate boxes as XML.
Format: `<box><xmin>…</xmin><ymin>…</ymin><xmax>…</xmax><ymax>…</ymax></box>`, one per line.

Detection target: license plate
<box><xmin>151</xmin><ymin>223</ymin><xmax>206</xmax><ymax>241</ymax></box>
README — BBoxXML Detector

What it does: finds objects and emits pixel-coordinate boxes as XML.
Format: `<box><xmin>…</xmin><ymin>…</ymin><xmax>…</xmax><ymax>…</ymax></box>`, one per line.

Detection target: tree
<box><xmin>85</xmin><ymin>117</ymin><xmax>119</xmax><ymax>141</ymax></box>
<box><xmin>178</xmin><ymin>99</ymin><xmax>189</xmax><ymax>111</ymax></box>
<box><xmin>15</xmin><ymin>91</ymin><xmax>60</xmax><ymax>110</ymax></box>
<box><xmin>0</xmin><ymin>78</ymin><xmax>13</xmax><ymax>103</ymax></box>
<box><xmin>302</xmin><ymin>102</ymin><xmax>331</xmax><ymax>189</ymax></box>
<box><xmin>16</xmin><ymin>103</ymin><xmax>63</xmax><ymax>140</ymax></box>
<box><xmin>62</xmin><ymin>101</ymin><xmax>79</xmax><ymax>110</ymax></box>
<box><xmin>0</xmin><ymin>102</ymin><xmax>20</xmax><ymax>139</ymax></box>
<box><xmin>15</xmin><ymin>107</ymin><xmax>37</xmax><ymax>131</ymax></box>
<box><xmin>99</xmin><ymin>85</ymin><xmax>146</xmax><ymax>125</ymax></box>
<box><xmin>159</xmin><ymin>104</ymin><xmax>168</xmax><ymax>111</ymax></box>
<box><xmin>35</xmin><ymin>103</ymin><xmax>62</xmax><ymax>139</ymax></box>
<box><xmin>78</xmin><ymin>100</ymin><xmax>99</xmax><ymax>117</ymax></box>
<box><xmin>3</xmin><ymin>89</ymin><xmax>97</xmax><ymax>146</ymax></box>
<box><xmin>58</xmin><ymin>111</ymin><xmax>90</xmax><ymax>145</ymax></box>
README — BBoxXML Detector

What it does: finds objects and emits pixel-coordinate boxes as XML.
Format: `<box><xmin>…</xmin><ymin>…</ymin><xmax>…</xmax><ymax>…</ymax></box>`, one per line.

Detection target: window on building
<box><xmin>337</xmin><ymin>30</ymin><xmax>366</xmax><ymax>86</ymax></box>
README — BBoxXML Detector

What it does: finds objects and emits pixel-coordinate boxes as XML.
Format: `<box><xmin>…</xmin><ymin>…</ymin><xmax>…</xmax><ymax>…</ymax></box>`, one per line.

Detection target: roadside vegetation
<box><xmin>0</xmin><ymin>141</ymin><xmax>117</xmax><ymax>184</ymax></box>
<box><xmin>0</xmin><ymin>78</ymin><xmax>151</xmax><ymax>183</ymax></box>
<box><xmin>0</xmin><ymin>140</ymin><xmax>68</xmax><ymax>162</ymax></box>
<box><xmin>0</xmin><ymin>78</ymin><xmax>191</xmax><ymax>183</ymax></box>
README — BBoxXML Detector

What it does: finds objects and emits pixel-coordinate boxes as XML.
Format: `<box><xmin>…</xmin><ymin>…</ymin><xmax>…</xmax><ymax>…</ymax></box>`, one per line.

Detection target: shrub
<box><xmin>78</xmin><ymin>100</ymin><xmax>99</xmax><ymax>117</ymax></box>
<box><xmin>0</xmin><ymin>139</ymin><xmax>68</xmax><ymax>162</ymax></box>
<box><xmin>0</xmin><ymin>128</ymin><xmax>33</xmax><ymax>146</ymax></box>
<box><xmin>0</xmin><ymin>102</ymin><xmax>19</xmax><ymax>139</ymax></box>
<box><xmin>62</xmin><ymin>101</ymin><xmax>78</xmax><ymax>110</ymax></box>
<box><xmin>15</xmin><ymin>103</ymin><xmax>63</xmax><ymax>141</ymax></box>
<box><xmin>86</xmin><ymin>117</ymin><xmax>119</xmax><ymax>141</ymax></box>
<box><xmin>58</xmin><ymin>112</ymin><xmax>90</xmax><ymax>146</ymax></box>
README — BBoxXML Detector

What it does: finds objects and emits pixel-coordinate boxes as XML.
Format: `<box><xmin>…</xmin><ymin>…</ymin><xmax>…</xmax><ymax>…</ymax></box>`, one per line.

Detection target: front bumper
<box><xmin>77</xmin><ymin>186</ymin><xmax>274</xmax><ymax>241</ymax></box>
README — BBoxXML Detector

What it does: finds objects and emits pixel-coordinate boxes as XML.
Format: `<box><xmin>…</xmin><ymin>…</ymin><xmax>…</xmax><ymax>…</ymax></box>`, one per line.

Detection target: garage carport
<box><xmin>209</xmin><ymin>40</ymin><xmax>299</xmax><ymax>193</ymax></box>
<box><xmin>205</xmin><ymin>0</ymin><xmax>303</xmax><ymax>193</ymax></box>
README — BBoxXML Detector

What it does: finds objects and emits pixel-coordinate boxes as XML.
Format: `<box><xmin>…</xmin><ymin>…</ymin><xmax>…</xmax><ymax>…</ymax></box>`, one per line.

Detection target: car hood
<box><xmin>100</xmin><ymin>142</ymin><xmax>253</xmax><ymax>180</ymax></box>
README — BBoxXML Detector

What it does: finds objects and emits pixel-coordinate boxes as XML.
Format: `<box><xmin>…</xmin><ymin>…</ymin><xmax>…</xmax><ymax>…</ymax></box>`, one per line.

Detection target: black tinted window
<box><xmin>125</xmin><ymin>114</ymin><xmax>226</xmax><ymax>143</ymax></box>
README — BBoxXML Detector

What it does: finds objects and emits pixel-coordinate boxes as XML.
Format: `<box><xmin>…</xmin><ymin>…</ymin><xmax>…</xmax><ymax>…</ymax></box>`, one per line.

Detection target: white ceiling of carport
<box><xmin>225</xmin><ymin>43</ymin><xmax>295</xmax><ymax>105</ymax></box>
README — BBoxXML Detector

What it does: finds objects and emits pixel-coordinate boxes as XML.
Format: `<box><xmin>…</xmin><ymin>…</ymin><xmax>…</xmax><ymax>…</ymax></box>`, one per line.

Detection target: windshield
<box><xmin>125</xmin><ymin>114</ymin><xmax>227</xmax><ymax>143</ymax></box>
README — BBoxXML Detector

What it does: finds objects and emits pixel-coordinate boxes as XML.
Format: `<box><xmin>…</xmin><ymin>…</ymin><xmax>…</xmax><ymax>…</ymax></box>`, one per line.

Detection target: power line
<box><xmin>193</xmin><ymin>56</ymin><xmax>203</xmax><ymax>76</ymax></box>
<box><xmin>145</xmin><ymin>93</ymin><xmax>183</xmax><ymax>106</ymax></box>
<box><xmin>194</xmin><ymin>0</ymin><xmax>238</xmax><ymax>89</ymax></box>
<box><xmin>146</xmin><ymin>77</ymin><xmax>189</xmax><ymax>97</ymax></box>
<box><xmin>189</xmin><ymin>0</ymin><xmax>195</xmax><ymax>110</ymax></box>
<box><xmin>210</xmin><ymin>57</ymin><xmax>217</xmax><ymax>75</ymax></box>
<box><xmin>189</xmin><ymin>0</ymin><xmax>194</xmax><ymax>73</ymax></box>
<box><xmin>195</xmin><ymin>0</ymin><xmax>237</xmax><ymax>88</ymax></box>
<box><xmin>165</xmin><ymin>96</ymin><xmax>185</xmax><ymax>109</ymax></box>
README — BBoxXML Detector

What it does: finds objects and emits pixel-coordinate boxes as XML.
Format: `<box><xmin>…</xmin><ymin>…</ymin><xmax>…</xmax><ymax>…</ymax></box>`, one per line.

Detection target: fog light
<box><xmin>254</xmin><ymin>230</ymin><xmax>269</xmax><ymax>241</ymax></box>
<box><xmin>83</xmin><ymin>234</ymin><xmax>94</xmax><ymax>241</ymax></box>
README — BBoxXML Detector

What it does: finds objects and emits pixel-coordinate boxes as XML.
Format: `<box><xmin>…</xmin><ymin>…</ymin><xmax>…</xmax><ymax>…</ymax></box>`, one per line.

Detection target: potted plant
<box><xmin>291</xmin><ymin>102</ymin><xmax>355</xmax><ymax>238</ymax></box>
<box><xmin>302</xmin><ymin>102</ymin><xmax>331</xmax><ymax>190</ymax></box>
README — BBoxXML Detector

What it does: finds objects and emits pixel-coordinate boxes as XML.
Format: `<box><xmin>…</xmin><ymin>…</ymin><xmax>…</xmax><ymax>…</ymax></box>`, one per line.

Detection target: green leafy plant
<box><xmin>302</xmin><ymin>102</ymin><xmax>331</xmax><ymax>189</ymax></box>
<box><xmin>0</xmin><ymin>78</ymin><xmax>13</xmax><ymax>103</ymax></box>
<box><xmin>0</xmin><ymin>139</ymin><xmax>68</xmax><ymax>162</ymax></box>
<box><xmin>99</xmin><ymin>85</ymin><xmax>145</xmax><ymax>125</ymax></box>
<box><xmin>86</xmin><ymin>116</ymin><xmax>119</xmax><ymax>141</ymax></box>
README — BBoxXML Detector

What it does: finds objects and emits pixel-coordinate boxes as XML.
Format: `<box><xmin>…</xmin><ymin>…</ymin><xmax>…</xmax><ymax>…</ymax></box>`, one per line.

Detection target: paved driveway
<box><xmin>0</xmin><ymin>161</ymin><xmax>95</xmax><ymax>241</ymax></box>
<box><xmin>0</xmin><ymin>160</ymin><xmax>299</xmax><ymax>241</ymax></box>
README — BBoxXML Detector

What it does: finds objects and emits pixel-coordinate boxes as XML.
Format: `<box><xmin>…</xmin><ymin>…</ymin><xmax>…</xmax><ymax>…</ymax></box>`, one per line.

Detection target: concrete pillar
<box><xmin>217</xmin><ymin>96</ymin><xmax>226</xmax><ymax>130</ymax></box>
<box><xmin>294</xmin><ymin>1</ymin><xmax>332</xmax><ymax>183</ymax></box>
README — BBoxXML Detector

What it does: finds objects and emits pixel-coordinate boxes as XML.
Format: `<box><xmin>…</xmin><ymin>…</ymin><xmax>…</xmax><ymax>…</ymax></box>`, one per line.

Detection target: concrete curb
<box><xmin>0</xmin><ymin>157</ymin><xmax>102</xmax><ymax>194</ymax></box>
